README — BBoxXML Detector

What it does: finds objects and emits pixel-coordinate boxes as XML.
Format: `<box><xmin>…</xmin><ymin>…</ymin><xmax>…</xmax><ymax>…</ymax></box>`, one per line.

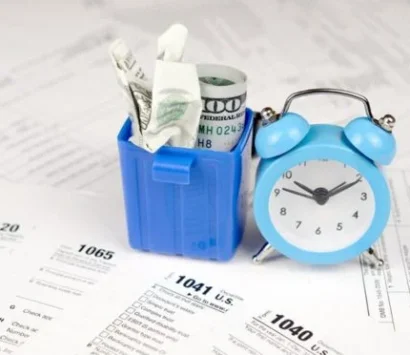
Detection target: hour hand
<box><xmin>282</xmin><ymin>187</ymin><xmax>314</xmax><ymax>200</ymax></box>
<box><xmin>293</xmin><ymin>181</ymin><xmax>314</xmax><ymax>195</ymax></box>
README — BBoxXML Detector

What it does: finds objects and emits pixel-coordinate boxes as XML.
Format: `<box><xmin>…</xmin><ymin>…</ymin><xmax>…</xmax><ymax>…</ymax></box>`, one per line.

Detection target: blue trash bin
<box><xmin>117</xmin><ymin>108</ymin><xmax>254</xmax><ymax>261</ymax></box>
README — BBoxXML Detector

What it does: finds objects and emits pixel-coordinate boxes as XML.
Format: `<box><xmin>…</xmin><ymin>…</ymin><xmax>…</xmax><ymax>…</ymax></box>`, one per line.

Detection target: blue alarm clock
<box><xmin>252</xmin><ymin>88</ymin><xmax>396</xmax><ymax>266</ymax></box>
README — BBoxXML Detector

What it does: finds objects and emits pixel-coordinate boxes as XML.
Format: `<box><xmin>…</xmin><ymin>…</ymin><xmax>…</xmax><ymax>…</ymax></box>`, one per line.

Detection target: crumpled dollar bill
<box><xmin>146</xmin><ymin>60</ymin><xmax>202</xmax><ymax>151</ymax></box>
<box><xmin>109</xmin><ymin>38</ymin><xmax>151</xmax><ymax>148</ymax></box>
<box><xmin>146</xmin><ymin>24</ymin><xmax>202</xmax><ymax>152</ymax></box>
<box><xmin>157</xmin><ymin>23</ymin><xmax>188</xmax><ymax>62</ymax></box>
<box><xmin>110</xmin><ymin>23</ymin><xmax>202</xmax><ymax>153</ymax></box>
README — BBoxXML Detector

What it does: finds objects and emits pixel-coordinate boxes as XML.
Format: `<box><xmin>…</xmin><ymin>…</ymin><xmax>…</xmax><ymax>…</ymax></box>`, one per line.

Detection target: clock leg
<box><xmin>252</xmin><ymin>242</ymin><xmax>277</xmax><ymax>264</ymax></box>
<box><xmin>364</xmin><ymin>247</ymin><xmax>384</xmax><ymax>268</ymax></box>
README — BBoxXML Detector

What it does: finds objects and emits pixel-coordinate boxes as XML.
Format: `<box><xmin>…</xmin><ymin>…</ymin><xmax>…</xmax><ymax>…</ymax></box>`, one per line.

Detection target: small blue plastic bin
<box><xmin>117</xmin><ymin>108</ymin><xmax>254</xmax><ymax>261</ymax></box>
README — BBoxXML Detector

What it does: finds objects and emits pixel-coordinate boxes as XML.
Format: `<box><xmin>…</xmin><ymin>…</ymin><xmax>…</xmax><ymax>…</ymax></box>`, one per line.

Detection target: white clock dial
<box><xmin>269</xmin><ymin>159</ymin><xmax>375</xmax><ymax>253</ymax></box>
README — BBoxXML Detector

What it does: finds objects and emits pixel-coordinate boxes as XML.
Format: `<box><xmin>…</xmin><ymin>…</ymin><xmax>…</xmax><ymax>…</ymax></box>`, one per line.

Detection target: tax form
<box><xmin>357</xmin><ymin>168</ymin><xmax>410</xmax><ymax>332</ymax></box>
<box><xmin>0</xmin><ymin>180</ymin><xmax>125</xmax><ymax>264</ymax></box>
<box><xmin>0</xmin><ymin>183</ymin><xmax>51</xmax><ymax>261</ymax></box>
<box><xmin>172</xmin><ymin>303</ymin><xmax>406</xmax><ymax>355</ymax></box>
<box><xmin>0</xmin><ymin>1</ymin><xmax>130</xmax><ymax>195</ymax></box>
<box><xmin>0</xmin><ymin>181</ymin><xmax>139</xmax><ymax>354</ymax></box>
<box><xmin>11</xmin><ymin>265</ymin><xmax>407</xmax><ymax>355</ymax></box>
<box><xmin>21</xmin><ymin>270</ymin><xmax>247</xmax><ymax>355</ymax></box>
<box><xmin>0</xmin><ymin>219</ymin><xmax>34</xmax><ymax>260</ymax></box>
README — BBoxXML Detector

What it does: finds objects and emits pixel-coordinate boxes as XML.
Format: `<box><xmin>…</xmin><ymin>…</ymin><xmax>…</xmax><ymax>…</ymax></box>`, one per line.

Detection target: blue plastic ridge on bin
<box><xmin>117</xmin><ymin>108</ymin><xmax>254</xmax><ymax>261</ymax></box>
<box><xmin>152</xmin><ymin>151</ymin><xmax>195</xmax><ymax>185</ymax></box>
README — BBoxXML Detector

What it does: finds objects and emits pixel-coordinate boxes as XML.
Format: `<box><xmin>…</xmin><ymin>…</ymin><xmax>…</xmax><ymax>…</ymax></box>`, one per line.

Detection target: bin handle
<box><xmin>152</xmin><ymin>151</ymin><xmax>195</xmax><ymax>185</ymax></box>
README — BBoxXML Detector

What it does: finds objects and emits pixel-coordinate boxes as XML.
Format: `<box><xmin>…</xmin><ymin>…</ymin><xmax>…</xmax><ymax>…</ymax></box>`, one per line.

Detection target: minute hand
<box><xmin>328</xmin><ymin>178</ymin><xmax>362</xmax><ymax>198</ymax></box>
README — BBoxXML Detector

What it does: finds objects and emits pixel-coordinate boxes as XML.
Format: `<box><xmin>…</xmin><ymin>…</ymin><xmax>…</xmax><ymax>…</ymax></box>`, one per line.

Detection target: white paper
<box><xmin>0</xmin><ymin>218</ymin><xmax>35</xmax><ymax>261</ymax></box>
<box><xmin>0</xmin><ymin>181</ymin><xmax>140</xmax><ymax>354</ymax></box>
<box><xmin>169</xmin><ymin>303</ymin><xmax>407</xmax><ymax>355</ymax></box>
<box><xmin>11</xmin><ymin>265</ymin><xmax>408</xmax><ymax>355</ymax></box>
<box><xmin>11</xmin><ymin>269</ymin><xmax>247</xmax><ymax>355</ymax></box>
<box><xmin>0</xmin><ymin>180</ymin><xmax>127</xmax><ymax>267</ymax></box>
<box><xmin>0</xmin><ymin>1</ymin><xmax>132</xmax><ymax>196</ymax></box>
<box><xmin>356</xmin><ymin>169</ymin><xmax>410</xmax><ymax>332</ymax></box>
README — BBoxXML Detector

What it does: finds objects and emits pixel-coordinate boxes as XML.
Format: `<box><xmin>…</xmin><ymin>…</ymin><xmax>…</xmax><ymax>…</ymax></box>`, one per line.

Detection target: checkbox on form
<box><xmin>138</xmin><ymin>296</ymin><xmax>148</xmax><ymax>303</ymax></box>
<box><xmin>126</xmin><ymin>307</ymin><xmax>136</xmax><ymax>314</ymax></box>
<box><xmin>119</xmin><ymin>313</ymin><xmax>128</xmax><ymax>320</ymax></box>
<box><xmin>93</xmin><ymin>338</ymin><xmax>102</xmax><ymax>345</ymax></box>
<box><xmin>106</xmin><ymin>325</ymin><xmax>116</xmax><ymax>332</ymax></box>
<box><xmin>113</xmin><ymin>320</ymin><xmax>122</xmax><ymax>326</ymax></box>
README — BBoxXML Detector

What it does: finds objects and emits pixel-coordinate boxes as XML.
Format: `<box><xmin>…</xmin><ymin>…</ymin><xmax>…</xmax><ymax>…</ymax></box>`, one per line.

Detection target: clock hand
<box><xmin>282</xmin><ymin>187</ymin><xmax>315</xmax><ymax>200</ymax></box>
<box><xmin>293</xmin><ymin>181</ymin><xmax>314</xmax><ymax>195</ymax></box>
<box><xmin>328</xmin><ymin>177</ymin><xmax>362</xmax><ymax>198</ymax></box>
<box><xmin>328</xmin><ymin>181</ymin><xmax>347</xmax><ymax>194</ymax></box>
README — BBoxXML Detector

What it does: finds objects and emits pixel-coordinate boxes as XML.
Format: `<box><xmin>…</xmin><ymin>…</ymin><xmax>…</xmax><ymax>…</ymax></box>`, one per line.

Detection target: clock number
<box><xmin>280</xmin><ymin>208</ymin><xmax>287</xmax><ymax>216</ymax></box>
<box><xmin>336</xmin><ymin>222</ymin><xmax>343</xmax><ymax>231</ymax></box>
<box><xmin>274</xmin><ymin>188</ymin><xmax>280</xmax><ymax>197</ymax></box>
<box><xmin>315</xmin><ymin>227</ymin><xmax>321</xmax><ymax>235</ymax></box>
<box><xmin>296</xmin><ymin>221</ymin><xmax>302</xmax><ymax>229</ymax></box>
<box><xmin>361</xmin><ymin>192</ymin><xmax>367</xmax><ymax>201</ymax></box>
<box><xmin>282</xmin><ymin>171</ymin><xmax>292</xmax><ymax>179</ymax></box>
<box><xmin>298</xmin><ymin>161</ymin><xmax>307</xmax><ymax>167</ymax></box>
<box><xmin>353</xmin><ymin>211</ymin><xmax>359</xmax><ymax>219</ymax></box>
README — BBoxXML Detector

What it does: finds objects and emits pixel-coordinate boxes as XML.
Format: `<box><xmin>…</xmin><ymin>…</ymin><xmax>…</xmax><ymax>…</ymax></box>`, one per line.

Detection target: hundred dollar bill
<box><xmin>109</xmin><ymin>38</ymin><xmax>152</xmax><ymax>147</ymax></box>
<box><xmin>195</xmin><ymin>64</ymin><xmax>247</xmax><ymax>151</ymax></box>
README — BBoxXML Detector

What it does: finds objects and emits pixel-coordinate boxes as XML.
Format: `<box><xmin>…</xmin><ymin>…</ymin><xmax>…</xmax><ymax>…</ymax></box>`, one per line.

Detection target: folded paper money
<box><xmin>109</xmin><ymin>23</ymin><xmax>248</xmax><ymax>153</ymax></box>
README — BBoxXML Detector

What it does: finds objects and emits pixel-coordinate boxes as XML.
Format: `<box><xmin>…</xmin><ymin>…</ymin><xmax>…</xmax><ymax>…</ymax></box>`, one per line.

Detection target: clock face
<box><xmin>269</xmin><ymin>159</ymin><xmax>375</xmax><ymax>253</ymax></box>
